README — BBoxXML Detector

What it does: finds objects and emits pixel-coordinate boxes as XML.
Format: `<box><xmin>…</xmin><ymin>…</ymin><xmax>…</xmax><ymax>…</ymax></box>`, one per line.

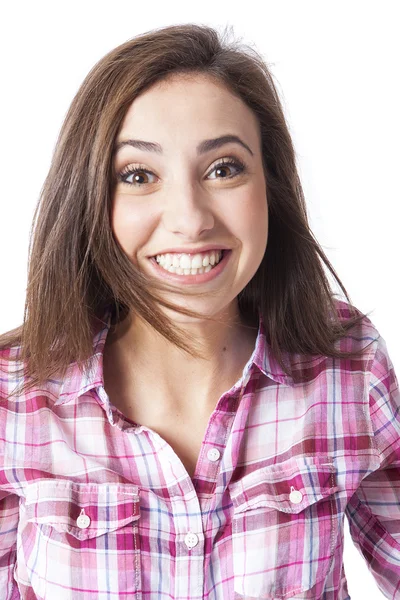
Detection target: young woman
<box><xmin>0</xmin><ymin>23</ymin><xmax>399</xmax><ymax>600</ymax></box>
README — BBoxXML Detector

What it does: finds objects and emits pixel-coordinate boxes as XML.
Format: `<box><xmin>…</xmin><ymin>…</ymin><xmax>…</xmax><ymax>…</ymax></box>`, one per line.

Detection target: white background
<box><xmin>0</xmin><ymin>2</ymin><xmax>399</xmax><ymax>598</ymax></box>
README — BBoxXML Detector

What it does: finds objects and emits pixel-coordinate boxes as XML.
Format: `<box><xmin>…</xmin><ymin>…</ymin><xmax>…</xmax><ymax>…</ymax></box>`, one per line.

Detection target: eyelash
<box><xmin>117</xmin><ymin>157</ymin><xmax>247</xmax><ymax>186</ymax></box>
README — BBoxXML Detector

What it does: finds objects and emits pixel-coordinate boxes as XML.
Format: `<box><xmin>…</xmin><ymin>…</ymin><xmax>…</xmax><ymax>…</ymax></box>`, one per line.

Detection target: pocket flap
<box><xmin>25</xmin><ymin>479</ymin><xmax>140</xmax><ymax>540</ymax></box>
<box><xmin>230</xmin><ymin>455</ymin><xmax>338</xmax><ymax>514</ymax></box>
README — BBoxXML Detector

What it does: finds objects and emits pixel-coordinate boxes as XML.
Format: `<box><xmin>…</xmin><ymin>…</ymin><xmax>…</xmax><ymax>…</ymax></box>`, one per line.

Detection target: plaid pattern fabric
<box><xmin>1</xmin><ymin>300</ymin><xmax>399</xmax><ymax>599</ymax></box>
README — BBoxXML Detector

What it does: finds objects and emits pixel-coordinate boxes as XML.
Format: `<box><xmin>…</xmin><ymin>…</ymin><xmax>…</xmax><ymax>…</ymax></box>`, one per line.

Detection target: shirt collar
<box><xmin>55</xmin><ymin>307</ymin><xmax>327</xmax><ymax>406</ymax></box>
<box><xmin>253</xmin><ymin>315</ymin><xmax>327</xmax><ymax>386</ymax></box>
<box><xmin>55</xmin><ymin>307</ymin><xmax>113</xmax><ymax>406</ymax></box>
<box><xmin>252</xmin><ymin>314</ymin><xmax>295</xmax><ymax>385</ymax></box>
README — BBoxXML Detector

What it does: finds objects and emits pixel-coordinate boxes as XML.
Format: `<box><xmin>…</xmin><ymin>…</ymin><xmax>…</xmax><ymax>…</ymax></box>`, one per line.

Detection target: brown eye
<box><xmin>215</xmin><ymin>165</ymin><xmax>233</xmax><ymax>178</ymax></box>
<box><xmin>127</xmin><ymin>171</ymin><xmax>149</xmax><ymax>185</ymax></box>
<box><xmin>118</xmin><ymin>166</ymin><xmax>157</xmax><ymax>186</ymax></box>
<box><xmin>207</xmin><ymin>158</ymin><xmax>245</xmax><ymax>180</ymax></box>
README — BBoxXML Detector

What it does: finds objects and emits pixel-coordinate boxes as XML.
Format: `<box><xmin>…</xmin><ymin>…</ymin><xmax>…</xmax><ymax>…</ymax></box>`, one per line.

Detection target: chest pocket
<box><xmin>229</xmin><ymin>455</ymin><xmax>339</xmax><ymax>599</ymax></box>
<box><xmin>19</xmin><ymin>479</ymin><xmax>142</xmax><ymax>599</ymax></box>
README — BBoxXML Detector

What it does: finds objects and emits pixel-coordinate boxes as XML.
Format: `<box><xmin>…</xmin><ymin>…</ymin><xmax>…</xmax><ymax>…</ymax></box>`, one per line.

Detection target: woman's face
<box><xmin>111</xmin><ymin>73</ymin><xmax>268</xmax><ymax>323</ymax></box>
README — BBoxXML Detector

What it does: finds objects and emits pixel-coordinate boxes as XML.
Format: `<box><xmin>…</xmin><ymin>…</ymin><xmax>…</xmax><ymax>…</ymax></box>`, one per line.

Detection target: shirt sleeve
<box><xmin>0</xmin><ymin>491</ymin><xmax>20</xmax><ymax>599</ymax></box>
<box><xmin>345</xmin><ymin>333</ymin><xmax>400</xmax><ymax>599</ymax></box>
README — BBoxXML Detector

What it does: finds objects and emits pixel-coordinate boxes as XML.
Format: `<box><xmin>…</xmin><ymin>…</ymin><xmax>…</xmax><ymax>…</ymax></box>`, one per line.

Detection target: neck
<box><xmin>104</xmin><ymin>303</ymin><xmax>258</xmax><ymax>412</ymax></box>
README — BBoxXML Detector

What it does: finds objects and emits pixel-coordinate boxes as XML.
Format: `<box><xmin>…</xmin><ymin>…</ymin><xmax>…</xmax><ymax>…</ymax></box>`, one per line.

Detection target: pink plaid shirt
<box><xmin>1</xmin><ymin>300</ymin><xmax>399</xmax><ymax>599</ymax></box>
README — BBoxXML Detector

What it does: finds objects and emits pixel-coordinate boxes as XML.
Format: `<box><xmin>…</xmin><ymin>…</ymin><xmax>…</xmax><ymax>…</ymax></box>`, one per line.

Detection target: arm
<box><xmin>0</xmin><ymin>492</ymin><xmax>20</xmax><ymax>599</ymax></box>
<box><xmin>345</xmin><ymin>334</ymin><xmax>400</xmax><ymax>599</ymax></box>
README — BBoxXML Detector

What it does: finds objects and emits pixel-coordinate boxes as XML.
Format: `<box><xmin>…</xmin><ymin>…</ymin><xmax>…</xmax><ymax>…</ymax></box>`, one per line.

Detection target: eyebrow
<box><xmin>113</xmin><ymin>134</ymin><xmax>254</xmax><ymax>157</ymax></box>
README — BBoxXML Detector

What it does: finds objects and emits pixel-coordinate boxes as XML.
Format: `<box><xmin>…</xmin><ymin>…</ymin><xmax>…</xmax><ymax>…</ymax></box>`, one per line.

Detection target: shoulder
<box><xmin>332</xmin><ymin>298</ymin><xmax>380</xmax><ymax>362</ymax></box>
<box><xmin>329</xmin><ymin>299</ymin><xmax>397</xmax><ymax>396</ymax></box>
<box><xmin>0</xmin><ymin>344</ymin><xmax>65</xmax><ymax>408</ymax></box>
<box><xmin>283</xmin><ymin>299</ymin><xmax>381</xmax><ymax>385</ymax></box>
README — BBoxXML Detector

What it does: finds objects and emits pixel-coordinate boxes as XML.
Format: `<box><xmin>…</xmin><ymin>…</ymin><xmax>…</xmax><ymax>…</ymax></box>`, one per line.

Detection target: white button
<box><xmin>76</xmin><ymin>509</ymin><xmax>91</xmax><ymax>529</ymax></box>
<box><xmin>184</xmin><ymin>532</ymin><xmax>199</xmax><ymax>549</ymax></box>
<box><xmin>207</xmin><ymin>448</ymin><xmax>221</xmax><ymax>462</ymax></box>
<box><xmin>289</xmin><ymin>487</ymin><xmax>303</xmax><ymax>504</ymax></box>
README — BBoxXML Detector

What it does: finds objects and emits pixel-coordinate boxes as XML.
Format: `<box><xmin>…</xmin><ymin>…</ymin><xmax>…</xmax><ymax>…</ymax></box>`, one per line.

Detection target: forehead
<box><xmin>118</xmin><ymin>73</ymin><xmax>260</xmax><ymax>143</ymax></box>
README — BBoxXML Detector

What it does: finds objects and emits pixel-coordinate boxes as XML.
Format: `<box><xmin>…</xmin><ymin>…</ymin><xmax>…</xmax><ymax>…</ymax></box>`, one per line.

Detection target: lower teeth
<box><xmin>159</xmin><ymin>263</ymin><xmax>216</xmax><ymax>275</ymax></box>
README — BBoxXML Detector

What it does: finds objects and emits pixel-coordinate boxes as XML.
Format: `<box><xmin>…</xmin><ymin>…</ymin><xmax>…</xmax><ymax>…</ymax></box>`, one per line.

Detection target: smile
<box><xmin>148</xmin><ymin>250</ymin><xmax>231</xmax><ymax>283</ymax></box>
<box><xmin>155</xmin><ymin>250</ymin><xmax>223</xmax><ymax>274</ymax></box>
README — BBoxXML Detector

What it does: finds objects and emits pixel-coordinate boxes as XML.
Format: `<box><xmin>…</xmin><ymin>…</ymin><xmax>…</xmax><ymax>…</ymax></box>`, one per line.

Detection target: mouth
<box><xmin>147</xmin><ymin>249</ymin><xmax>232</xmax><ymax>284</ymax></box>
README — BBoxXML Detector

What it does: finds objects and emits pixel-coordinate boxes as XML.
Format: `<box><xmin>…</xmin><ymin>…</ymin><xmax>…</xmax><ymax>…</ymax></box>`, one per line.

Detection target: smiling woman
<box><xmin>0</xmin><ymin>22</ymin><xmax>399</xmax><ymax>600</ymax></box>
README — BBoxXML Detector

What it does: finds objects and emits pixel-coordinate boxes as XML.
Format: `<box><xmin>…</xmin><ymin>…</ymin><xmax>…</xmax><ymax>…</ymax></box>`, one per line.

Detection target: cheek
<box><xmin>234</xmin><ymin>188</ymin><xmax>268</xmax><ymax>251</ymax></box>
<box><xmin>111</xmin><ymin>194</ymin><xmax>152</xmax><ymax>253</ymax></box>
<box><xmin>255</xmin><ymin>196</ymin><xmax>269</xmax><ymax>246</ymax></box>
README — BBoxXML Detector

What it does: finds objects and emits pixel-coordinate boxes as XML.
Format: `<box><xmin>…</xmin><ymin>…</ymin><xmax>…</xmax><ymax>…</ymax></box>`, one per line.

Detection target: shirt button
<box><xmin>207</xmin><ymin>448</ymin><xmax>221</xmax><ymax>462</ymax></box>
<box><xmin>184</xmin><ymin>532</ymin><xmax>199</xmax><ymax>549</ymax></box>
<box><xmin>76</xmin><ymin>509</ymin><xmax>91</xmax><ymax>529</ymax></box>
<box><xmin>289</xmin><ymin>486</ymin><xmax>303</xmax><ymax>504</ymax></box>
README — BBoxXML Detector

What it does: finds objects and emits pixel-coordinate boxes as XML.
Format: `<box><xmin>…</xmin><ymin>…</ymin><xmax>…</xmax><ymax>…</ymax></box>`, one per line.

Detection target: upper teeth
<box><xmin>155</xmin><ymin>250</ymin><xmax>222</xmax><ymax>269</ymax></box>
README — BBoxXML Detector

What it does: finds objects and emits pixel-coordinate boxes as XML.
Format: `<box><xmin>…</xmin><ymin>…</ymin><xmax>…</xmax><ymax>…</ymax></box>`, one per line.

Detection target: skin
<box><xmin>103</xmin><ymin>73</ymin><xmax>268</xmax><ymax>420</ymax></box>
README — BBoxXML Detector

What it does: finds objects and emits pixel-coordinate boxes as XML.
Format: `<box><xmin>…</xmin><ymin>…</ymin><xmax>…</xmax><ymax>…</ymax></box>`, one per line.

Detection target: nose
<box><xmin>162</xmin><ymin>179</ymin><xmax>215</xmax><ymax>239</ymax></box>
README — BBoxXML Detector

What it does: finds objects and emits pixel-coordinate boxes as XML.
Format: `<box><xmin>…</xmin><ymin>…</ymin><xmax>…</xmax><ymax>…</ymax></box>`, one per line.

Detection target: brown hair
<box><xmin>0</xmin><ymin>23</ymin><xmax>372</xmax><ymax>398</ymax></box>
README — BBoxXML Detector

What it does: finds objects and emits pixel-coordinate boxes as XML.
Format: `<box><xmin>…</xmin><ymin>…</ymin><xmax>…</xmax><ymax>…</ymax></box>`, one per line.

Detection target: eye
<box><xmin>207</xmin><ymin>157</ymin><xmax>246</xmax><ymax>180</ymax></box>
<box><xmin>117</xmin><ymin>164</ymin><xmax>157</xmax><ymax>186</ymax></box>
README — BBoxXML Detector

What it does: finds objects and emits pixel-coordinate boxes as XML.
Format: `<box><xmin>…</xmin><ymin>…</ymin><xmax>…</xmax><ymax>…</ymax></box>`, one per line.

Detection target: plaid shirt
<box><xmin>1</xmin><ymin>300</ymin><xmax>399</xmax><ymax>600</ymax></box>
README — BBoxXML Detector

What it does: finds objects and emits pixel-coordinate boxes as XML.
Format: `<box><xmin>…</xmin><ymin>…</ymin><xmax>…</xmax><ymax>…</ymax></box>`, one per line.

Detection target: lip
<box><xmin>147</xmin><ymin>249</ymin><xmax>232</xmax><ymax>284</ymax></box>
<box><xmin>147</xmin><ymin>244</ymin><xmax>231</xmax><ymax>258</ymax></box>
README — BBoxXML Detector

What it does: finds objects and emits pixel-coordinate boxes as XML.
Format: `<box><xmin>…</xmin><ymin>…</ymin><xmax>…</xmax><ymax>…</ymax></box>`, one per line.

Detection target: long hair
<box><xmin>0</xmin><ymin>23</ymin><xmax>371</xmax><ymax>398</ymax></box>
